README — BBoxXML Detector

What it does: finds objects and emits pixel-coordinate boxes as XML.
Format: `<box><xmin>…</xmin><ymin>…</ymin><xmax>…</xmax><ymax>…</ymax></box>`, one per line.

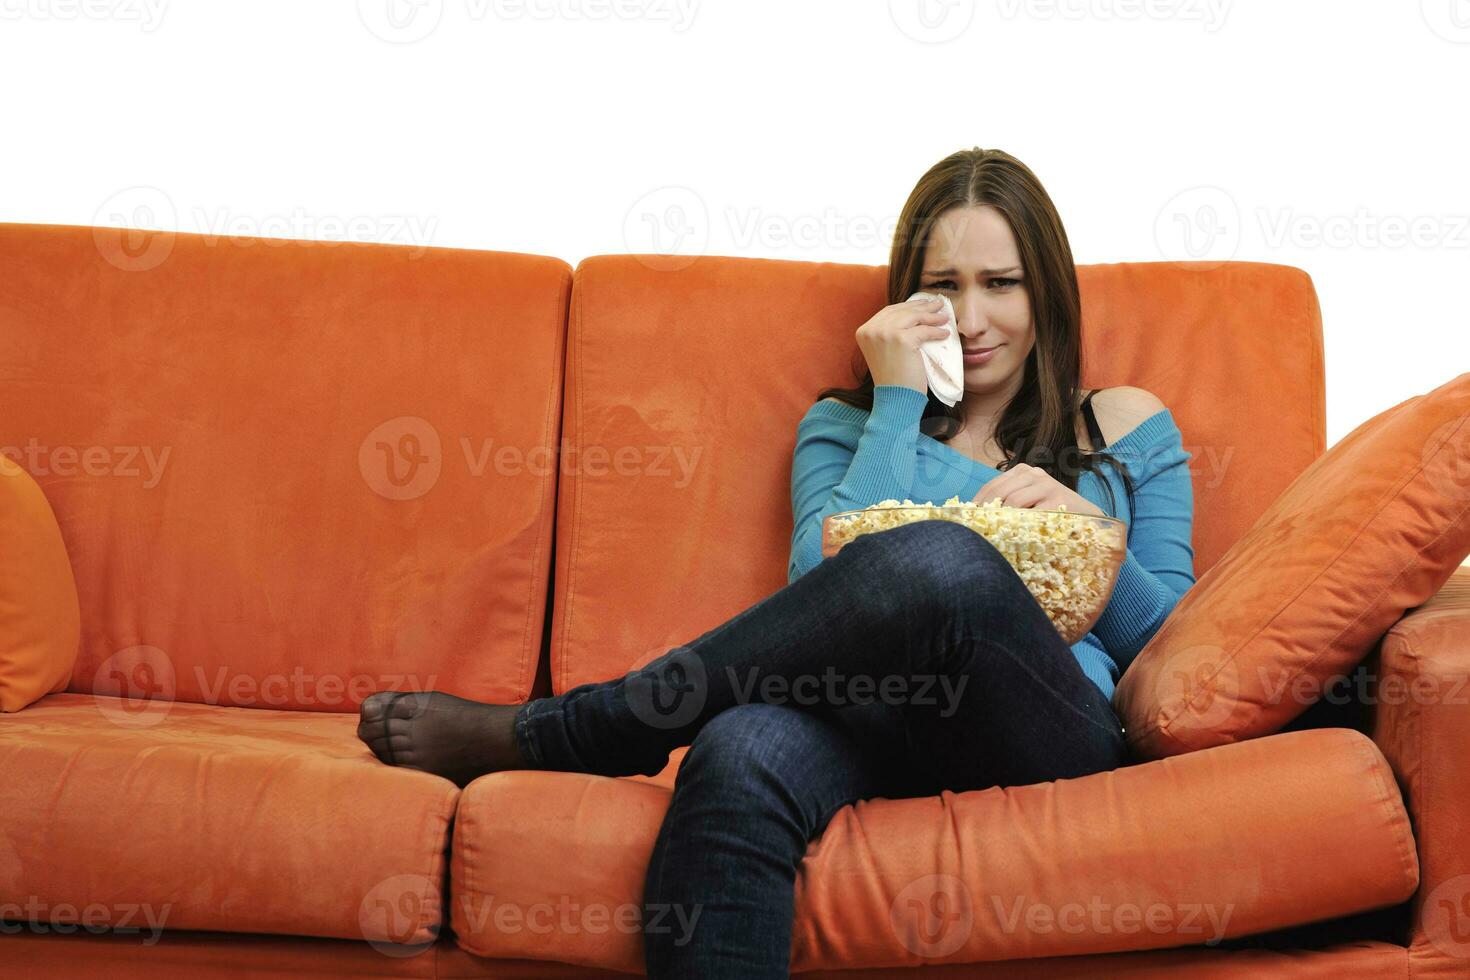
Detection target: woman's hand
<box><xmin>973</xmin><ymin>463</ymin><xmax>1106</xmax><ymax>518</ymax></box>
<box><xmin>857</xmin><ymin>296</ymin><xmax>952</xmax><ymax>394</ymax></box>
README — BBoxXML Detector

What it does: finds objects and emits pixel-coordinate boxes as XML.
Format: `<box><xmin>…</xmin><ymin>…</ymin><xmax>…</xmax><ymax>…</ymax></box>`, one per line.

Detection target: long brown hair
<box><xmin>815</xmin><ymin>146</ymin><xmax>1136</xmax><ymax>516</ymax></box>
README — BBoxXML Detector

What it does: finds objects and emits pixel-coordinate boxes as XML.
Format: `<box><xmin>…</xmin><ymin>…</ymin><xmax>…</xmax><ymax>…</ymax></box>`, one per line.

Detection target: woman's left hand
<box><xmin>973</xmin><ymin>463</ymin><xmax>1106</xmax><ymax>518</ymax></box>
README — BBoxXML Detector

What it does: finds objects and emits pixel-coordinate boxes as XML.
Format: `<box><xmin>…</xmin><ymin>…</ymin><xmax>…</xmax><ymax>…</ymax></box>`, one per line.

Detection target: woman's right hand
<box><xmin>857</xmin><ymin>296</ymin><xmax>953</xmax><ymax>395</ymax></box>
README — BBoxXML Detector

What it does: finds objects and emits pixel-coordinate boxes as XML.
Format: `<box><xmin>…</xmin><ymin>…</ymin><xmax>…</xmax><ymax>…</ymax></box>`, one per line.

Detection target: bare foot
<box><xmin>356</xmin><ymin>690</ymin><xmax>534</xmax><ymax>787</ymax></box>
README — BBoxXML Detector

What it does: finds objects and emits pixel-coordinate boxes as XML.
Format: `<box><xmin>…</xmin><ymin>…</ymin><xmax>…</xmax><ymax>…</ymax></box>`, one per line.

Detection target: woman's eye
<box><xmin>923</xmin><ymin>278</ymin><xmax>1019</xmax><ymax>290</ymax></box>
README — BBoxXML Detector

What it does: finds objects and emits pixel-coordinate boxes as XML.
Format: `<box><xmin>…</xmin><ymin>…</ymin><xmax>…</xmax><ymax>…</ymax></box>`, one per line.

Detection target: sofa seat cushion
<box><xmin>0</xmin><ymin>694</ymin><xmax>457</xmax><ymax>946</ymax></box>
<box><xmin>450</xmin><ymin>728</ymin><xmax>1416</xmax><ymax>973</ymax></box>
<box><xmin>0</xmin><ymin>927</ymin><xmax>1414</xmax><ymax>979</ymax></box>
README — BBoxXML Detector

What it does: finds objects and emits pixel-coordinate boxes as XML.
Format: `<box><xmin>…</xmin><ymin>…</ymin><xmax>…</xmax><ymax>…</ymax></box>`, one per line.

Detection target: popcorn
<box><xmin>821</xmin><ymin>496</ymin><xmax>1126</xmax><ymax>644</ymax></box>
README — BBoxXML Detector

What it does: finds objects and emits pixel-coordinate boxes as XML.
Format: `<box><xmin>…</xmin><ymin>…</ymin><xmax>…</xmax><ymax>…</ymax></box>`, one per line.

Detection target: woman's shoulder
<box><xmin>801</xmin><ymin>394</ymin><xmax>870</xmax><ymax>431</ymax></box>
<box><xmin>811</xmin><ymin>394</ymin><xmax>862</xmax><ymax>417</ymax></box>
<box><xmin>1088</xmin><ymin>386</ymin><xmax>1172</xmax><ymax>446</ymax></box>
<box><xmin>804</xmin><ymin>387</ymin><xmax>1176</xmax><ymax>447</ymax></box>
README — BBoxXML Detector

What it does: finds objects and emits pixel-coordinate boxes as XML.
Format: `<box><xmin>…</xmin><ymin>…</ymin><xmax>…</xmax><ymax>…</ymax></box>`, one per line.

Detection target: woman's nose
<box><xmin>953</xmin><ymin>302</ymin><xmax>982</xmax><ymax>335</ymax></box>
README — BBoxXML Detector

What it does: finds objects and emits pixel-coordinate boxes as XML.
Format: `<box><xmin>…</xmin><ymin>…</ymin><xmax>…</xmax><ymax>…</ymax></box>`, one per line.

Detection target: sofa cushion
<box><xmin>1116</xmin><ymin>372</ymin><xmax>1470</xmax><ymax>758</ymax></box>
<box><xmin>449</xmin><ymin>728</ymin><xmax>1416</xmax><ymax>972</ymax></box>
<box><xmin>0</xmin><ymin>223</ymin><xmax>570</xmax><ymax>710</ymax></box>
<box><xmin>552</xmin><ymin>255</ymin><xmax>1324</xmax><ymax>693</ymax></box>
<box><xmin>0</xmin><ymin>928</ymin><xmax>1414</xmax><ymax>978</ymax></box>
<box><xmin>0</xmin><ymin>693</ymin><xmax>457</xmax><ymax>946</ymax></box>
<box><xmin>0</xmin><ymin>456</ymin><xmax>80</xmax><ymax>711</ymax></box>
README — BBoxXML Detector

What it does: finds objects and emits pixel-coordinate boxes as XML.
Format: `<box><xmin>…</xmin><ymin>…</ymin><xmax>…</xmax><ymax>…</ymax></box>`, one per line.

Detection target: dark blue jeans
<box><xmin>513</xmin><ymin>519</ymin><xmax>1129</xmax><ymax>978</ymax></box>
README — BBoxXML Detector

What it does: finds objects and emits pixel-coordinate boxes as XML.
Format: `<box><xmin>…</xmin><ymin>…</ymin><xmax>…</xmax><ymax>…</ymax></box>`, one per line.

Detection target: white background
<box><xmin>2</xmin><ymin>0</ymin><xmax>1467</xmax><ymax>447</ymax></box>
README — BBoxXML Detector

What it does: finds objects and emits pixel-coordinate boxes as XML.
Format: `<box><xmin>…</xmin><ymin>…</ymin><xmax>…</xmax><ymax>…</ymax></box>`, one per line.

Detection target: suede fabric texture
<box><xmin>1115</xmin><ymin>373</ymin><xmax>1470</xmax><ymax>759</ymax></box>
<box><xmin>0</xmin><ymin>694</ymin><xmax>457</xmax><ymax>944</ymax></box>
<box><xmin>4</xmin><ymin>226</ymin><xmax>1462</xmax><ymax>975</ymax></box>
<box><xmin>450</xmin><ymin>728</ymin><xmax>1415</xmax><ymax>970</ymax></box>
<box><xmin>0</xmin><ymin>223</ymin><xmax>570</xmax><ymax>711</ymax></box>
<box><xmin>550</xmin><ymin>256</ymin><xmax>1325</xmax><ymax>694</ymax></box>
<box><xmin>0</xmin><ymin>453</ymin><xmax>80</xmax><ymax>711</ymax></box>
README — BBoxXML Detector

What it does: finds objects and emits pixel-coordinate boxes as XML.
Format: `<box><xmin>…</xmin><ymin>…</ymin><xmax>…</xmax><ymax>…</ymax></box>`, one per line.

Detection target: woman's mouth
<box><xmin>963</xmin><ymin>345</ymin><xmax>1001</xmax><ymax>366</ymax></box>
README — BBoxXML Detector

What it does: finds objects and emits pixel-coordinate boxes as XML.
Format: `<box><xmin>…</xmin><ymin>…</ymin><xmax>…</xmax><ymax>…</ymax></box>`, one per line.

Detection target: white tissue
<box><xmin>908</xmin><ymin>291</ymin><xmax>964</xmax><ymax>407</ymax></box>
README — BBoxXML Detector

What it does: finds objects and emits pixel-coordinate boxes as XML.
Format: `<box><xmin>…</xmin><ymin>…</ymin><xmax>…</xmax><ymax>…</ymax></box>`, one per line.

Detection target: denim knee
<box><xmin>857</xmin><ymin>518</ymin><xmax>1013</xmax><ymax>619</ymax></box>
<box><xmin>676</xmin><ymin>704</ymin><xmax>843</xmax><ymax>837</ymax></box>
<box><xmin>680</xmin><ymin>703</ymin><xmax>806</xmax><ymax>786</ymax></box>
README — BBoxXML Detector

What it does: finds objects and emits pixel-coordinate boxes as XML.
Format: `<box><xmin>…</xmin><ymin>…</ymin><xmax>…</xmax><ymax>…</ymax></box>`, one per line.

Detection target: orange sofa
<box><xmin>0</xmin><ymin>222</ymin><xmax>1463</xmax><ymax>978</ymax></box>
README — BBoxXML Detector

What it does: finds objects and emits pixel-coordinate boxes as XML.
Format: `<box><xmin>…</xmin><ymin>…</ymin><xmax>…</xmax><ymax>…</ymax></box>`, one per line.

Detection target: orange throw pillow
<box><xmin>1115</xmin><ymin>372</ymin><xmax>1470</xmax><ymax>759</ymax></box>
<box><xmin>0</xmin><ymin>454</ymin><xmax>81</xmax><ymax>711</ymax></box>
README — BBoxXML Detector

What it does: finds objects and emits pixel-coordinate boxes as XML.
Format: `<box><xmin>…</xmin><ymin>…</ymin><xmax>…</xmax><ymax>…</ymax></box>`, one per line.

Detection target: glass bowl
<box><xmin>820</xmin><ymin>499</ymin><xmax>1128</xmax><ymax>645</ymax></box>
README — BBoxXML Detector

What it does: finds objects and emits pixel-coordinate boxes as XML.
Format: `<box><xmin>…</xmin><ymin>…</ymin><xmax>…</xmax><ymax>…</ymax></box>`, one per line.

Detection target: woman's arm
<box><xmin>788</xmin><ymin>385</ymin><xmax>929</xmax><ymax>583</ymax></box>
<box><xmin>1089</xmin><ymin>425</ymin><xmax>1198</xmax><ymax>672</ymax></box>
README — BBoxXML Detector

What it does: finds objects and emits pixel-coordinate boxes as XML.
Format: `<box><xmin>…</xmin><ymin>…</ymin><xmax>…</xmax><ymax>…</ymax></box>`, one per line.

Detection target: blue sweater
<box><xmin>788</xmin><ymin>384</ymin><xmax>1197</xmax><ymax>702</ymax></box>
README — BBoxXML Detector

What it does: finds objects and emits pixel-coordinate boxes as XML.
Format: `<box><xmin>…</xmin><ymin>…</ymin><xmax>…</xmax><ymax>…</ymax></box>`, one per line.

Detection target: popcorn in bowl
<box><xmin>820</xmin><ymin>496</ymin><xmax>1127</xmax><ymax>644</ymax></box>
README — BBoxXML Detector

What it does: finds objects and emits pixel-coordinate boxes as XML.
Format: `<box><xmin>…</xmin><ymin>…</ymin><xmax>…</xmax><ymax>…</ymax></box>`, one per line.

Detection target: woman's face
<box><xmin>918</xmin><ymin>205</ymin><xmax>1035</xmax><ymax>396</ymax></box>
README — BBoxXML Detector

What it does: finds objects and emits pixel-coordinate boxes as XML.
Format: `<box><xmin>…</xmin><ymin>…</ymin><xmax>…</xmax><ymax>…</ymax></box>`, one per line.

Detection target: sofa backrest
<box><xmin>0</xmin><ymin>223</ymin><xmax>569</xmax><ymax>711</ymax></box>
<box><xmin>550</xmin><ymin>254</ymin><xmax>1326</xmax><ymax>692</ymax></box>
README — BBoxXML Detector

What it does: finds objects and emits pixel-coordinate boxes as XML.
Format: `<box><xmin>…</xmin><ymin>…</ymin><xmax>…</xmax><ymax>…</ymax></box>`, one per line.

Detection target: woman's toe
<box><xmin>386</xmin><ymin>691</ymin><xmax>429</xmax><ymax>720</ymax></box>
<box><xmin>357</xmin><ymin>692</ymin><xmax>406</xmax><ymax>761</ymax></box>
<box><xmin>359</xmin><ymin>691</ymin><xmax>395</xmax><ymax>724</ymax></box>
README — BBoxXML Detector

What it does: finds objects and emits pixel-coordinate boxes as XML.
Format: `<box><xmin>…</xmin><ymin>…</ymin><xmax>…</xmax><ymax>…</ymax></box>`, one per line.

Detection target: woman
<box><xmin>356</xmin><ymin>146</ymin><xmax>1197</xmax><ymax>978</ymax></box>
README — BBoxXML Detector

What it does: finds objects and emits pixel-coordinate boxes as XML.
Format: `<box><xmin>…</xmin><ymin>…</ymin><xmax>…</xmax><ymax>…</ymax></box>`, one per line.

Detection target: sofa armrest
<box><xmin>1367</xmin><ymin>566</ymin><xmax>1470</xmax><ymax>975</ymax></box>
